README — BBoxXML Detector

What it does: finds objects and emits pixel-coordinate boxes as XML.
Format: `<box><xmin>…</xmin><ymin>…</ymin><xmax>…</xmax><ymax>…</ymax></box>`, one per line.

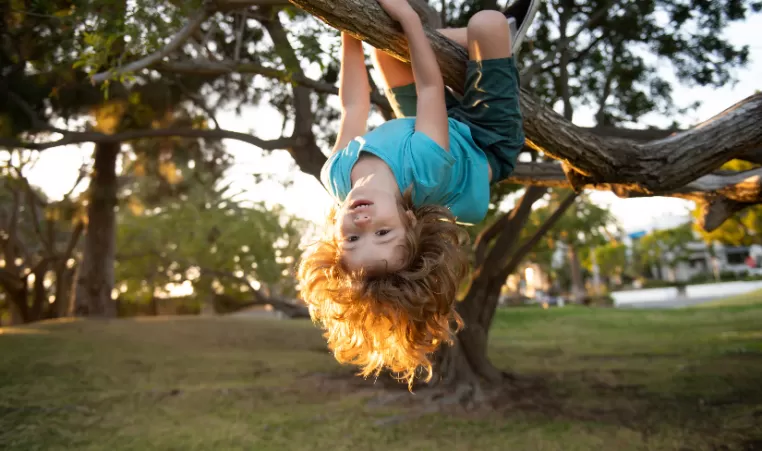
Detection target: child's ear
<box><xmin>406</xmin><ymin>210</ymin><xmax>417</xmax><ymax>226</ymax></box>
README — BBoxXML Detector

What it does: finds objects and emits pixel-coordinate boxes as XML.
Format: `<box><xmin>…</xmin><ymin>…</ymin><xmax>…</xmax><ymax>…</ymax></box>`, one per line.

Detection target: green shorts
<box><xmin>387</xmin><ymin>57</ymin><xmax>524</xmax><ymax>183</ymax></box>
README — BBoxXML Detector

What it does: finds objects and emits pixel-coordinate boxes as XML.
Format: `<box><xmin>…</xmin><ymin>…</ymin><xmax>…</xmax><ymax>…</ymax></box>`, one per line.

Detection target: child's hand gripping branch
<box><xmin>376</xmin><ymin>0</ymin><xmax>449</xmax><ymax>151</ymax></box>
<box><xmin>298</xmin><ymin>0</ymin><xmax>541</xmax><ymax>389</ymax></box>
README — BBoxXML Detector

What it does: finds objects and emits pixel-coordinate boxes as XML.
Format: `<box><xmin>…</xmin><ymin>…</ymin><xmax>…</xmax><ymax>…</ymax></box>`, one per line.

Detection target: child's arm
<box><xmin>378</xmin><ymin>0</ymin><xmax>449</xmax><ymax>152</ymax></box>
<box><xmin>332</xmin><ymin>33</ymin><xmax>371</xmax><ymax>153</ymax></box>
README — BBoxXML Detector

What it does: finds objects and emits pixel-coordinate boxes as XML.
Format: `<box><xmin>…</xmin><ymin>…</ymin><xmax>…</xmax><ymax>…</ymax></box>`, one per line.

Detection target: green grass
<box><xmin>694</xmin><ymin>288</ymin><xmax>762</xmax><ymax>309</ymax></box>
<box><xmin>2</xmin><ymin>303</ymin><xmax>762</xmax><ymax>451</ymax></box>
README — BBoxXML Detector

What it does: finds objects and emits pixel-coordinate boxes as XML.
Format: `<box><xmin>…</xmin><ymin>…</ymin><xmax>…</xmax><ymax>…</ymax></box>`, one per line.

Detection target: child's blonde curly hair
<box><xmin>297</xmin><ymin>189</ymin><xmax>470</xmax><ymax>389</ymax></box>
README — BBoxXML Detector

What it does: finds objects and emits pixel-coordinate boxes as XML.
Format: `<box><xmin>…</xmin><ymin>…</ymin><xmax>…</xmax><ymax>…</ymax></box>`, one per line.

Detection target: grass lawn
<box><xmin>2</xmin><ymin>302</ymin><xmax>761</xmax><ymax>451</ymax></box>
<box><xmin>694</xmin><ymin>288</ymin><xmax>762</xmax><ymax>309</ymax></box>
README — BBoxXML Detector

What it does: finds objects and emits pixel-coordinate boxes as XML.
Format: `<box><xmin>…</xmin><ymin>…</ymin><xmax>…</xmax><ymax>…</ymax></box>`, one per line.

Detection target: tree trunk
<box><xmin>74</xmin><ymin>143</ymin><xmax>119</xmax><ymax>318</ymax></box>
<box><xmin>7</xmin><ymin>283</ymin><xmax>29</xmax><ymax>325</ymax></box>
<box><xmin>48</xmin><ymin>222</ymin><xmax>84</xmax><ymax>319</ymax></box>
<box><xmin>29</xmin><ymin>261</ymin><xmax>48</xmax><ymax>321</ymax></box>
<box><xmin>9</xmin><ymin>299</ymin><xmax>25</xmax><ymax>325</ymax></box>
<box><xmin>201</xmin><ymin>294</ymin><xmax>216</xmax><ymax>316</ymax></box>
<box><xmin>429</xmin><ymin>191</ymin><xmax>577</xmax><ymax>401</ymax></box>
<box><xmin>198</xmin><ymin>272</ymin><xmax>218</xmax><ymax>316</ymax></box>
<box><xmin>50</xmin><ymin>266</ymin><xmax>77</xmax><ymax>318</ymax></box>
<box><xmin>65</xmin><ymin>264</ymin><xmax>80</xmax><ymax>317</ymax></box>
<box><xmin>4</xmin><ymin>274</ymin><xmax>34</xmax><ymax>324</ymax></box>
<box><xmin>567</xmin><ymin>244</ymin><xmax>585</xmax><ymax>303</ymax></box>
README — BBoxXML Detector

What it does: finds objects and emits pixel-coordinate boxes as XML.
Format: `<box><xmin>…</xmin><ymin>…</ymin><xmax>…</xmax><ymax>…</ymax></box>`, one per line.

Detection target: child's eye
<box><xmin>346</xmin><ymin>236</ymin><xmax>359</xmax><ymax>242</ymax></box>
<box><xmin>376</xmin><ymin>229</ymin><xmax>390</xmax><ymax>236</ymax></box>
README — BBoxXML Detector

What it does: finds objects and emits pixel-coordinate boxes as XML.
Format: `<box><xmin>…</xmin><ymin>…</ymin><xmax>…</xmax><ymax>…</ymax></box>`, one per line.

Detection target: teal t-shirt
<box><xmin>320</xmin><ymin>118</ymin><xmax>490</xmax><ymax>225</ymax></box>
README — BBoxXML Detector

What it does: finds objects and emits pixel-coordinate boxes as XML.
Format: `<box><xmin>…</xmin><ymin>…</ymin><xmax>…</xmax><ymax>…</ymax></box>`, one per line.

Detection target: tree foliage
<box><xmin>634</xmin><ymin>221</ymin><xmax>694</xmax><ymax>274</ymax></box>
<box><xmin>517</xmin><ymin>0</ymin><xmax>761</xmax><ymax>124</ymax></box>
<box><xmin>583</xmin><ymin>241</ymin><xmax>627</xmax><ymax>282</ymax></box>
<box><xmin>521</xmin><ymin>189</ymin><xmax>619</xmax><ymax>288</ymax></box>
<box><xmin>115</xmin><ymin>182</ymin><xmax>309</xmax><ymax>309</ymax></box>
<box><xmin>0</xmin><ymin>152</ymin><xmax>84</xmax><ymax>323</ymax></box>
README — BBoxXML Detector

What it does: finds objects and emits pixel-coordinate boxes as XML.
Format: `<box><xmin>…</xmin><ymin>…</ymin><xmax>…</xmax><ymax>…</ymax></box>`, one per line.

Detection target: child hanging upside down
<box><xmin>297</xmin><ymin>0</ymin><xmax>541</xmax><ymax>388</ymax></box>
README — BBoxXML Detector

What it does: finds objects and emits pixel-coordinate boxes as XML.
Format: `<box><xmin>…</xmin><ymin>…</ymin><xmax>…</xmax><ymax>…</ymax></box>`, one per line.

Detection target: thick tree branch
<box><xmin>578</xmin><ymin>126</ymin><xmax>762</xmax><ymax>165</ymax></box>
<box><xmin>91</xmin><ymin>7</ymin><xmax>212</xmax><ymax>83</ymax></box>
<box><xmin>288</xmin><ymin>0</ymin><xmax>469</xmax><ymax>89</ymax></box>
<box><xmin>506</xmin><ymin>162</ymin><xmax>762</xmax><ymax>204</ymax></box>
<box><xmin>523</xmin><ymin>93</ymin><xmax>762</xmax><ymax>192</ymax></box>
<box><xmin>286</xmin><ymin>0</ymin><xmax>762</xmax><ymax>195</ymax></box>
<box><xmin>582</xmin><ymin>125</ymin><xmax>678</xmax><ymax>142</ymax></box>
<box><xmin>506</xmin><ymin>162</ymin><xmax>762</xmax><ymax>232</ymax></box>
<box><xmin>0</xmin><ymin>127</ymin><xmax>297</xmax><ymax>152</ymax></box>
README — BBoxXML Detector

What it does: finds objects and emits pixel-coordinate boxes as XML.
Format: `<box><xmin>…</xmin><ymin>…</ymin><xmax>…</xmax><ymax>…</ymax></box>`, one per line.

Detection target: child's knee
<box><xmin>467</xmin><ymin>10</ymin><xmax>509</xmax><ymax>40</ymax></box>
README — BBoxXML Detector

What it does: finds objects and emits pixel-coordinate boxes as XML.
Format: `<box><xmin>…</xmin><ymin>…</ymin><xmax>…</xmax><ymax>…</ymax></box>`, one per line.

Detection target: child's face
<box><xmin>334</xmin><ymin>187</ymin><xmax>410</xmax><ymax>273</ymax></box>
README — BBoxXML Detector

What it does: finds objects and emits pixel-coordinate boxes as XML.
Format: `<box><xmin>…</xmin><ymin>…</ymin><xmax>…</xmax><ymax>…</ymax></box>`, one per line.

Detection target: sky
<box><xmin>20</xmin><ymin>13</ymin><xmax>762</xmax><ymax>235</ymax></box>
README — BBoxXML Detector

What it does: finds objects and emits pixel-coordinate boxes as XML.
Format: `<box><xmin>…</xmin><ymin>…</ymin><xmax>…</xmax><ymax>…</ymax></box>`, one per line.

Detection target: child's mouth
<box><xmin>349</xmin><ymin>199</ymin><xmax>374</xmax><ymax>210</ymax></box>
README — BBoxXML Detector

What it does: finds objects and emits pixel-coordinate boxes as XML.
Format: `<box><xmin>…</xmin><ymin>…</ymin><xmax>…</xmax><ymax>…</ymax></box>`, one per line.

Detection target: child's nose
<box><xmin>353</xmin><ymin>215</ymin><xmax>371</xmax><ymax>226</ymax></box>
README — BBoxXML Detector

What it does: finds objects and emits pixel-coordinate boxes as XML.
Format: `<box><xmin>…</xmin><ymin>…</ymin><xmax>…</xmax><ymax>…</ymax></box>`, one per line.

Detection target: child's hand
<box><xmin>376</xmin><ymin>0</ymin><xmax>416</xmax><ymax>23</ymax></box>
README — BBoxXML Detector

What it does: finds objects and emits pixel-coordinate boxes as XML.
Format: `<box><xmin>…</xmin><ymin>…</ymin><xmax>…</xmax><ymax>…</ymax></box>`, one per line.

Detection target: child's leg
<box><xmin>371</xmin><ymin>48</ymin><xmax>417</xmax><ymax>118</ymax></box>
<box><xmin>466</xmin><ymin>11</ymin><xmax>513</xmax><ymax>61</ymax></box>
<box><xmin>452</xmin><ymin>11</ymin><xmax>524</xmax><ymax>183</ymax></box>
<box><xmin>438</xmin><ymin>28</ymin><xmax>468</xmax><ymax>48</ymax></box>
<box><xmin>370</xmin><ymin>28</ymin><xmax>467</xmax><ymax>90</ymax></box>
<box><xmin>371</xmin><ymin>48</ymin><xmax>415</xmax><ymax>91</ymax></box>
<box><xmin>370</xmin><ymin>14</ymin><xmax>513</xmax><ymax>118</ymax></box>
<box><xmin>371</xmin><ymin>28</ymin><xmax>465</xmax><ymax>118</ymax></box>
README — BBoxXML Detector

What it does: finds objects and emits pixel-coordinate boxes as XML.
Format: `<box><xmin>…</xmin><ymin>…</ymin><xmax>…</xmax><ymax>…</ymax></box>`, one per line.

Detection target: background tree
<box><xmin>116</xmin><ymin>182</ymin><xmax>310</xmax><ymax>315</ymax></box>
<box><xmin>522</xmin><ymin>190</ymin><xmax>620</xmax><ymax>301</ymax></box>
<box><xmin>635</xmin><ymin>222</ymin><xmax>694</xmax><ymax>280</ymax></box>
<box><xmin>0</xmin><ymin>152</ymin><xmax>84</xmax><ymax>324</ymax></box>
<box><xmin>2</xmin><ymin>0</ymin><xmax>227</xmax><ymax>318</ymax></box>
<box><xmin>583</xmin><ymin>241</ymin><xmax>628</xmax><ymax>289</ymax></box>
<box><xmin>518</xmin><ymin>0</ymin><xmax>760</xmax><ymax>126</ymax></box>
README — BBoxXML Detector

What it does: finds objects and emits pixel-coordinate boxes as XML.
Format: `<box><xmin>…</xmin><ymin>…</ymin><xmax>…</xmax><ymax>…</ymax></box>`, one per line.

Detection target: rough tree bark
<box><xmin>74</xmin><ymin>143</ymin><xmax>119</xmax><ymax>318</ymax></box>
